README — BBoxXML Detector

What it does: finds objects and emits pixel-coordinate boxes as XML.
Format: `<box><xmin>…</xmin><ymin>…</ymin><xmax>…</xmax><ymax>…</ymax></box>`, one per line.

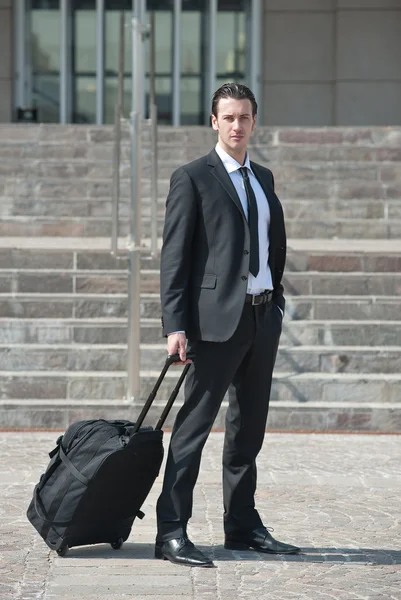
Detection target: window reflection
<box><xmin>73</xmin><ymin>1</ymin><xmax>97</xmax><ymax>123</ymax></box>
<box><xmin>180</xmin><ymin>6</ymin><xmax>204</xmax><ymax>125</ymax></box>
<box><xmin>105</xmin><ymin>6</ymin><xmax>132</xmax><ymax>123</ymax></box>
<box><xmin>144</xmin><ymin>8</ymin><xmax>174</xmax><ymax>124</ymax></box>
<box><xmin>31</xmin><ymin>0</ymin><xmax>60</xmax><ymax>122</ymax></box>
<box><xmin>217</xmin><ymin>1</ymin><xmax>246</xmax><ymax>83</ymax></box>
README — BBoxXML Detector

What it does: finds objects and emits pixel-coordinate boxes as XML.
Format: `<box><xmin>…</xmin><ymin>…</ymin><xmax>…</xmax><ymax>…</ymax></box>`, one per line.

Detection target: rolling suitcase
<box><xmin>26</xmin><ymin>353</ymin><xmax>193</xmax><ymax>557</ymax></box>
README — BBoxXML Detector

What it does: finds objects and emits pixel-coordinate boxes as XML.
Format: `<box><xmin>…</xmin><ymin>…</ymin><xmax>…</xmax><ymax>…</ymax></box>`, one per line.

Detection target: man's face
<box><xmin>211</xmin><ymin>97</ymin><xmax>256</xmax><ymax>157</ymax></box>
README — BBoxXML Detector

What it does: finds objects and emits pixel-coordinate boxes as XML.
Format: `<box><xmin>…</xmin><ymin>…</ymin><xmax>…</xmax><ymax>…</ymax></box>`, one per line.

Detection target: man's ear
<box><xmin>211</xmin><ymin>114</ymin><xmax>219</xmax><ymax>131</ymax></box>
<box><xmin>251</xmin><ymin>115</ymin><xmax>257</xmax><ymax>131</ymax></box>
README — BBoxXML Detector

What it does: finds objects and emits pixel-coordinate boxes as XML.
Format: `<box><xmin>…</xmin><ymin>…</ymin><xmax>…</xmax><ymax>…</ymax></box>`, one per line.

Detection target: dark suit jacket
<box><xmin>160</xmin><ymin>148</ymin><xmax>286</xmax><ymax>342</ymax></box>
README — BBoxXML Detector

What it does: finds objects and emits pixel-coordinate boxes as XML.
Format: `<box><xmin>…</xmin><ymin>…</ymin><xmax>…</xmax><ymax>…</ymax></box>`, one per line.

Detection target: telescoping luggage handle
<box><xmin>132</xmin><ymin>352</ymin><xmax>195</xmax><ymax>434</ymax></box>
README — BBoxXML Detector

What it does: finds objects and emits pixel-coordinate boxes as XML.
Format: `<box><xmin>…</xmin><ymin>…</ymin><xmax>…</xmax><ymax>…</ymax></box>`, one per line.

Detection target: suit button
<box><xmin>241</xmin><ymin>276</ymin><xmax>247</xmax><ymax>281</ymax></box>
<box><xmin>243</xmin><ymin>250</ymin><xmax>249</xmax><ymax>255</ymax></box>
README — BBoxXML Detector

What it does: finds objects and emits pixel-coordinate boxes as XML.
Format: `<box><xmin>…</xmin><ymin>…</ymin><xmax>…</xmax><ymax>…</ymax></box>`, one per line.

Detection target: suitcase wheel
<box><xmin>111</xmin><ymin>537</ymin><xmax>124</xmax><ymax>550</ymax></box>
<box><xmin>56</xmin><ymin>545</ymin><xmax>68</xmax><ymax>557</ymax></box>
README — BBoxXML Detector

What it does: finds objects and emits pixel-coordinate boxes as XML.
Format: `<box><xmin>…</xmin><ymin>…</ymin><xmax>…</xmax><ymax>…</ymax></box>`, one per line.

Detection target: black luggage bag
<box><xmin>27</xmin><ymin>354</ymin><xmax>192</xmax><ymax>556</ymax></box>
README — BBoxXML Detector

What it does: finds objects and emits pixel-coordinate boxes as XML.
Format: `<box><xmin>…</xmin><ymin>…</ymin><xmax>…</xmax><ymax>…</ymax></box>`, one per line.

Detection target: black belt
<box><xmin>245</xmin><ymin>290</ymin><xmax>273</xmax><ymax>305</ymax></box>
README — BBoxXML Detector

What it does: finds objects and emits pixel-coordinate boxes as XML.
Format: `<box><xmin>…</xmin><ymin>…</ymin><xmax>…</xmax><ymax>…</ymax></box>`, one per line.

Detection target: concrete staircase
<box><xmin>0</xmin><ymin>124</ymin><xmax>400</xmax><ymax>431</ymax></box>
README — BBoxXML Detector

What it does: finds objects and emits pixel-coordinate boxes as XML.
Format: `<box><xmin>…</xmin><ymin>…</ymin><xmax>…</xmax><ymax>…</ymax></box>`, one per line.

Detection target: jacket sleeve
<box><xmin>160</xmin><ymin>167</ymin><xmax>197</xmax><ymax>337</ymax></box>
<box><xmin>270</xmin><ymin>169</ymin><xmax>286</xmax><ymax>315</ymax></box>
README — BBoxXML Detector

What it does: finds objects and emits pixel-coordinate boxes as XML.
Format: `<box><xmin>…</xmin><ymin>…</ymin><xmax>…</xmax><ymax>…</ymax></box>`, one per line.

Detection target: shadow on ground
<box><xmin>61</xmin><ymin>542</ymin><xmax>401</xmax><ymax>565</ymax></box>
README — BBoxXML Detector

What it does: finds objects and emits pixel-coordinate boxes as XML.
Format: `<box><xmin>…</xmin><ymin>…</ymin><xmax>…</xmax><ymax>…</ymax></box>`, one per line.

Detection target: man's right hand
<box><xmin>167</xmin><ymin>332</ymin><xmax>192</xmax><ymax>365</ymax></box>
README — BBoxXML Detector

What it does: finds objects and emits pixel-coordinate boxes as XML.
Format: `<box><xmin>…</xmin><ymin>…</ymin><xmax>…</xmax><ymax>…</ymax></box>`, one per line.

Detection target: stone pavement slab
<box><xmin>0</xmin><ymin>432</ymin><xmax>400</xmax><ymax>600</ymax></box>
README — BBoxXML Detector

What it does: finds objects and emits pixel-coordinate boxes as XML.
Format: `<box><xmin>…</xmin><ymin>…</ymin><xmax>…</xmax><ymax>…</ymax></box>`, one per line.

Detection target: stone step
<box><xmin>4</xmin><ymin>197</ymin><xmax>401</xmax><ymax>222</ymax></box>
<box><xmin>1</xmin><ymin>138</ymin><xmax>401</xmax><ymax>165</ymax></box>
<box><xmin>1</xmin><ymin>241</ymin><xmax>401</xmax><ymax>273</ymax></box>
<box><xmin>0</xmin><ymin>123</ymin><xmax>399</xmax><ymax>144</ymax></box>
<box><xmin>1</xmin><ymin>398</ymin><xmax>400</xmax><ymax>432</ymax></box>
<box><xmin>285</xmin><ymin>219</ymin><xmax>401</xmax><ymax>239</ymax></box>
<box><xmin>1</xmin><ymin>343</ymin><xmax>400</xmax><ymax>374</ymax></box>
<box><xmin>1</xmin><ymin>153</ymin><xmax>399</xmax><ymax>179</ymax></box>
<box><xmin>1</xmin><ymin>123</ymin><xmax>400</xmax><ymax>146</ymax></box>
<box><xmin>1</xmin><ymin>293</ymin><xmax>400</xmax><ymax>320</ymax></box>
<box><xmin>4</xmin><ymin>193</ymin><xmax>401</xmax><ymax>225</ymax></box>
<box><xmin>3</xmin><ymin>197</ymin><xmax>166</xmax><ymax>220</ymax></box>
<box><xmin>1</xmin><ymin>161</ymin><xmax>400</xmax><ymax>188</ymax></box>
<box><xmin>0</xmin><ymin>318</ymin><xmax>162</xmax><ymax>344</ymax></box>
<box><xmin>1</xmin><ymin>268</ymin><xmax>401</xmax><ymax>295</ymax></box>
<box><xmin>141</xmin><ymin>269</ymin><xmax>401</xmax><ymax>295</ymax></box>
<box><xmin>0</xmin><ymin>369</ymin><xmax>399</xmax><ymax>403</ymax></box>
<box><xmin>2</xmin><ymin>177</ymin><xmax>172</xmax><ymax>199</ymax></box>
<box><xmin>283</xmin><ymin>200</ymin><xmax>401</xmax><ymax>220</ymax></box>
<box><xmin>1</xmin><ymin>318</ymin><xmax>400</xmax><ymax>347</ymax></box>
<box><xmin>1</xmin><ymin>215</ymin><xmax>400</xmax><ymax>239</ymax></box>
<box><xmin>2</xmin><ymin>176</ymin><xmax>401</xmax><ymax>203</ymax></box>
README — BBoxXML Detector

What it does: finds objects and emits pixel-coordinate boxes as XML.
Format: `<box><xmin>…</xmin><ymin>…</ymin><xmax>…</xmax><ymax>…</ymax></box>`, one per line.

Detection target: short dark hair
<box><xmin>211</xmin><ymin>83</ymin><xmax>258</xmax><ymax>118</ymax></box>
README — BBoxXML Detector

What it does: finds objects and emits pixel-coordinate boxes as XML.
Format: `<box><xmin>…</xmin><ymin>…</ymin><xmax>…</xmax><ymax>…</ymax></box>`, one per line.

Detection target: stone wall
<box><xmin>262</xmin><ymin>0</ymin><xmax>401</xmax><ymax>126</ymax></box>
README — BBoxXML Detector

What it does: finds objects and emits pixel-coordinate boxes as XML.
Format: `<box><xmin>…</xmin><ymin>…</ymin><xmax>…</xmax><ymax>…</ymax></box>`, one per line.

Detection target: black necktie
<box><xmin>240</xmin><ymin>167</ymin><xmax>259</xmax><ymax>277</ymax></box>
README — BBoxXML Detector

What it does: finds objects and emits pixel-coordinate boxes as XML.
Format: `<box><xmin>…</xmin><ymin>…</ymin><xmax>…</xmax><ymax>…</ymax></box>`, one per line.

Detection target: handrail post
<box><xmin>126</xmin><ymin>16</ymin><xmax>143</xmax><ymax>403</ymax></box>
<box><xmin>111</xmin><ymin>13</ymin><xmax>125</xmax><ymax>258</ymax></box>
<box><xmin>149</xmin><ymin>11</ymin><xmax>158</xmax><ymax>256</ymax></box>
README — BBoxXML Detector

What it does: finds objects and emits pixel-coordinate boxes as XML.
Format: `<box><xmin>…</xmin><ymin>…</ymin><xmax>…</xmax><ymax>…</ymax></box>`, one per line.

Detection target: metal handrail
<box><xmin>110</xmin><ymin>13</ymin><xmax>160</xmax><ymax>405</ymax></box>
<box><xmin>149</xmin><ymin>11</ymin><xmax>159</xmax><ymax>256</ymax></box>
<box><xmin>126</xmin><ymin>16</ymin><xmax>144</xmax><ymax>404</ymax></box>
<box><xmin>111</xmin><ymin>13</ymin><xmax>125</xmax><ymax>259</ymax></box>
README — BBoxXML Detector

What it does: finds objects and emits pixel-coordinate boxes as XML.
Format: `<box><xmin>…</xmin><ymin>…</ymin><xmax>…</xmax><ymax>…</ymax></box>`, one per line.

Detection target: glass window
<box><xmin>74</xmin><ymin>76</ymin><xmax>96</xmax><ymax>123</ymax></box>
<box><xmin>75</xmin><ymin>6</ymin><xmax>97</xmax><ymax>73</ymax></box>
<box><xmin>181</xmin><ymin>77</ymin><xmax>201</xmax><ymax>125</ymax></box>
<box><xmin>151</xmin><ymin>77</ymin><xmax>173</xmax><ymax>125</ymax></box>
<box><xmin>25</xmin><ymin>0</ymin><xmax>249</xmax><ymax>124</ymax></box>
<box><xmin>152</xmin><ymin>11</ymin><xmax>173</xmax><ymax>73</ymax></box>
<box><xmin>179</xmin><ymin>2</ymin><xmax>207</xmax><ymax>125</ymax></box>
<box><xmin>148</xmin><ymin>0</ymin><xmax>174</xmax><ymax>8</ymax></box>
<box><xmin>72</xmin><ymin>1</ymin><xmax>97</xmax><ymax>123</ymax></box>
<box><xmin>218</xmin><ymin>0</ymin><xmax>245</xmax><ymax>9</ymax></box>
<box><xmin>143</xmin><ymin>8</ymin><xmax>174</xmax><ymax>123</ymax></box>
<box><xmin>105</xmin><ymin>5</ymin><xmax>134</xmax><ymax>123</ymax></box>
<box><xmin>216</xmin><ymin>6</ymin><xmax>246</xmax><ymax>82</ymax></box>
<box><xmin>181</xmin><ymin>12</ymin><xmax>201</xmax><ymax>75</ymax></box>
<box><xmin>31</xmin><ymin>1</ymin><xmax>60</xmax><ymax>122</ymax></box>
<box><xmin>104</xmin><ymin>76</ymin><xmax>132</xmax><ymax>124</ymax></box>
<box><xmin>105</xmin><ymin>8</ymin><xmax>132</xmax><ymax>74</ymax></box>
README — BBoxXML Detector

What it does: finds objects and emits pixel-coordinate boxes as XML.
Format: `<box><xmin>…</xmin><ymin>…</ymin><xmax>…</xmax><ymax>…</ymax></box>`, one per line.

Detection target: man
<box><xmin>155</xmin><ymin>83</ymin><xmax>300</xmax><ymax>568</ymax></box>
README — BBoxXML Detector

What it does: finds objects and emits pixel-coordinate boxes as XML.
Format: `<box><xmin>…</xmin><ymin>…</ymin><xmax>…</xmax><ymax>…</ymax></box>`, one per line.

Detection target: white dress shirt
<box><xmin>215</xmin><ymin>143</ymin><xmax>274</xmax><ymax>294</ymax></box>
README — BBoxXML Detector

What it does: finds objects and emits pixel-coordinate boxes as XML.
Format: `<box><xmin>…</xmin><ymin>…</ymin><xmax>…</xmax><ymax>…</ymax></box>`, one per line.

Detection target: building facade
<box><xmin>1</xmin><ymin>0</ymin><xmax>400</xmax><ymax>126</ymax></box>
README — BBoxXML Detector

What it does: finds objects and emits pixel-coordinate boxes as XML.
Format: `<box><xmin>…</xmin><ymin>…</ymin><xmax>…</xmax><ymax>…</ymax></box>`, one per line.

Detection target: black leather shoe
<box><xmin>155</xmin><ymin>537</ymin><xmax>215</xmax><ymax>567</ymax></box>
<box><xmin>225</xmin><ymin>527</ymin><xmax>300</xmax><ymax>554</ymax></box>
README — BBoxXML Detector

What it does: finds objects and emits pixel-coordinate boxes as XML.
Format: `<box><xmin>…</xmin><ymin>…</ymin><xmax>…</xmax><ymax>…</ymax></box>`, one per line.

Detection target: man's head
<box><xmin>211</xmin><ymin>83</ymin><xmax>257</xmax><ymax>162</ymax></box>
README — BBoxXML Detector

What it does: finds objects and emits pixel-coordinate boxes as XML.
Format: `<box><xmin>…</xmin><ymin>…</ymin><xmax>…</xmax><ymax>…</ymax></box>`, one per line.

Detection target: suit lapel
<box><xmin>207</xmin><ymin>150</ymin><xmax>246</xmax><ymax>220</ymax></box>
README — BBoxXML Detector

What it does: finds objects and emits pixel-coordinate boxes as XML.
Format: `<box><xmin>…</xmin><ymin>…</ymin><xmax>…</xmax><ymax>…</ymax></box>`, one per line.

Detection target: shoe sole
<box><xmin>224</xmin><ymin>541</ymin><xmax>300</xmax><ymax>554</ymax></box>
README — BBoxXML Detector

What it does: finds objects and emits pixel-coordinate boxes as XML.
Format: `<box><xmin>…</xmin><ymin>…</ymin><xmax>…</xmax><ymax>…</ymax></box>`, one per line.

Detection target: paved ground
<box><xmin>0</xmin><ymin>432</ymin><xmax>400</xmax><ymax>600</ymax></box>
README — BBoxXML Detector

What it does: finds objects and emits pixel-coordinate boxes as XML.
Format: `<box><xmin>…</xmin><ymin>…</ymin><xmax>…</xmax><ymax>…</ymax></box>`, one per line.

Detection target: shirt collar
<box><xmin>215</xmin><ymin>143</ymin><xmax>253</xmax><ymax>175</ymax></box>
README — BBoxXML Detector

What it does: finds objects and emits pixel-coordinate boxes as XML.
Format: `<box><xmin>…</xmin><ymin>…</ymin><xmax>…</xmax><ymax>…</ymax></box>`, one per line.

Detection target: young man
<box><xmin>156</xmin><ymin>83</ymin><xmax>300</xmax><ymax>567</ymax></box>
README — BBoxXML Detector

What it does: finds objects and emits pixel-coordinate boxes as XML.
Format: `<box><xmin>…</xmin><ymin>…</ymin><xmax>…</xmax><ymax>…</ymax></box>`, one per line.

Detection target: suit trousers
<box><xmin>156</xmin><ymin>299</ymin><xmax>283</xmax><ymax>542</ymax></box>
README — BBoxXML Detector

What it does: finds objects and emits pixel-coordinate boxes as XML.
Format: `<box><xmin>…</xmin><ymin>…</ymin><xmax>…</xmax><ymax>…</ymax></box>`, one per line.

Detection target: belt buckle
<box><xmin>252</xmin><ymin>294</ymin><xmax>262</xmax><ymax>306</ymax></box>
